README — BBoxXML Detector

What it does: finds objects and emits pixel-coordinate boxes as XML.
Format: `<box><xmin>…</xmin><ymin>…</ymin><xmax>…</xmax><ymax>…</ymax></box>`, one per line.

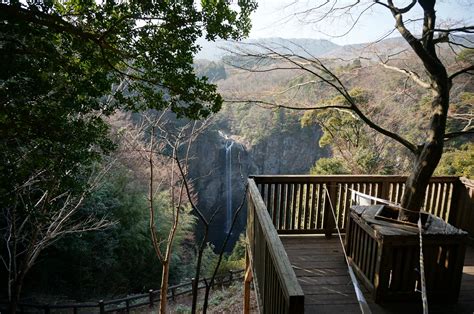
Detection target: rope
<box><xmin>324</xmin><ymin>186</ymin><xmax>371</xmax><ymax>314</ymax></box>
<box><xmin>418</xmin><ymin>215</ymin><xmax>429</xmax><ymax>314</ymax></box>
<box><xmin>347</xmin><ymin>189</ymin><xmax>428</xmax><ymax>313</ymax></box>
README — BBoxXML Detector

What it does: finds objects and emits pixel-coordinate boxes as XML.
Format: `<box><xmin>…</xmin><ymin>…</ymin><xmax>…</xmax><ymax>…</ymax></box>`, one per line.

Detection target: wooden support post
<box><xmin>43</xmin><ymin>304</ymin><xmax>50</xmax><ymax>314</ymax></box>
<box><xmin>99</xmin><ymin>300</ymin><xmax>105</xmax><ymax>314</ymax></box>
<box><xmin>149</xmin><ymin>289</ymin><xmax>154</xmax><ymax>307</ymax></box>
<box><xmin>243</xmin><ymin>250</ymin><xmax>253</xmax><ymax>314</ymax></box>
<box><xmin>191</xmin><ymin>277</ymin><xmax>196</xmax><ymax>297</ymax></box>
<box><xmin>171</xmin><ymin>287</ymin><xmax>176</xmax><ymax>301</ymax></box>
<box><xmin>324</xmin><ymin>183</ymin><xmax>337</xmax><ymax>238</ymax></box>
<box><xmin>229</xmin><ymin>270</ymin><xmax>234</xmax><ymax>284</ymax></box>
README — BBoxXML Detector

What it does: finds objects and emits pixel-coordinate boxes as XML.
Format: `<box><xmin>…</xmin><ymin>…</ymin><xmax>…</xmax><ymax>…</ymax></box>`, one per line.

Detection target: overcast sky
<box><xmin>247</xmin><ymin>0</ymin><xmax>474</xmax><ymax>45</ymax></box>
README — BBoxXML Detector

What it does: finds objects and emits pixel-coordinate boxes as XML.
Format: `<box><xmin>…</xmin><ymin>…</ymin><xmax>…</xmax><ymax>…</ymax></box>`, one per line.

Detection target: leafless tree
<box><xmin>226</xmin><ymin>0</ymin><xmax>473</xmax><ymax>221</ymax></box>
<box><xmin>1</xmin><ymin>165</ymin><xmax>114</xmax><ymax>312</ymax></box>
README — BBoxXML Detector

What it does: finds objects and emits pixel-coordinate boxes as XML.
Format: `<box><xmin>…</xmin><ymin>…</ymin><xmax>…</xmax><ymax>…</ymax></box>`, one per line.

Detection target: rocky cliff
<box><xmin>188</xmin><ymin>120</ymin><xmax>328</xmax><ymax>248</ymax></box>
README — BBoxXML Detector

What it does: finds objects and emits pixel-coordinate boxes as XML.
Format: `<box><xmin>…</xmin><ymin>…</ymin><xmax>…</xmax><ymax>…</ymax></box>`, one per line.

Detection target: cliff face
<box><xmin>249</xmin><ymin>125</ymin><xmax>327</xmax><ymax>174</ymax></box>
<box><xmin>188</xmin><ymin>123</ymin><xmax>328</xmax><ymax>248</ymax></box>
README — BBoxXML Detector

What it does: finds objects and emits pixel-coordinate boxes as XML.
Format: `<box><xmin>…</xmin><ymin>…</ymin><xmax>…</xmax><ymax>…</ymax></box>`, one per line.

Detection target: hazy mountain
<box><xmin>195</xmin><ymin>37</ymin><xmax>340</xmax><ymax>61</ymax></box>
<box><xmin>196</xmin><ymin>34</ymin><xmax>474</xmax><ymax>61</ymax></box>
<box><xmin>322</xmin><ymin>35</ymin><xmax>474</xmax><ymax>60</ymax></box>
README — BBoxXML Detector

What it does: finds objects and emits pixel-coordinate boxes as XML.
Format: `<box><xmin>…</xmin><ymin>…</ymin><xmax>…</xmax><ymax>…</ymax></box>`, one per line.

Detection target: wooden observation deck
<box><xmin>243</xmin><ymin>175</ymin><xmax>474</xmax><ymax>313</ymax></box>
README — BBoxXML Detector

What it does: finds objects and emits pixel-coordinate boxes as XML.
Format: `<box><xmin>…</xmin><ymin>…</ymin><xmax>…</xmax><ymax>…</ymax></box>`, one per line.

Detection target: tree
<box><xmin>302</xmin><ymin>88</ymin><xmax>403</xmax><ymax>174</ymax></box>
<box><xmin>144</xmin><ymin>114</ymin><xmax>200</xmax><ymax>314</ymax></box>
<box><xmin>229</xmin><ymin>0</ymin><xmax>473</xmax><ymax>220</ymax></box>
<box><xmin>1</xmin><ymin>0</ymin><xmax>257</xmax><ymax>309</ymax></box>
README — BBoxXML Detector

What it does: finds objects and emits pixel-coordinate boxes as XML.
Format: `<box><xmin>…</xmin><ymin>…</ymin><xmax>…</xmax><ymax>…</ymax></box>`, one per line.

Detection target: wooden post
<box><xmin>448</xmin><ymin>178</ymin><xmax>465</xmax><ymax>227</ymax></box>
<box><xmin>99</xmin><ymin>300</ymin><xmax>105</xmax><ymax>314</ymax></box>
<box><xmin>191</xmin><ymin>277</ymin><xmax>196</xmax><ymax>297</ymax></box>
<box><xmin>43</xmin><ymin>304</ymin><xmax>50</xmax><ymax>314</ymax></box>
<box><xmin>324</xmin><ymin>183</ymin><xmax>337</xmax><ymax>237</ymax></box>
<box><xmin>379</xmin><ymin>179</ymin><xmax>390</xmax><ymax>202</ymax></box>
<box><xmin>125</xmin><ymin>299</ymin><xmax>130</xmax><ymax>313</ymax></box>
<box><xmin>149</xmin><ymin>289</ymin><xmax>154</xmax><ymax>307</ymax></box>
<box><xmin>73</xmin><ymin>307</ymin><xmax>78</xmax><ymax>314</ymax></box>
<box><xmin>229</xmin><ymin>270</ymin><xmax>234</xmax><ymax>284</ymax></box>
<box><xmin>243</xmin><ymin>250</ymin><xmax>253</xmax><ymax>314</ymax></box>
<box><xmin>171</xmin><ymin>287</ymin><xmax>176</xmax><ymax>301</ymax></box>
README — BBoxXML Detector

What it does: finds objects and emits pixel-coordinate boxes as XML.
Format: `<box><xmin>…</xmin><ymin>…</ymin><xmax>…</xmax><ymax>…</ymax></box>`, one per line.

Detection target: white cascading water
<box><xmin>225</xmin><ymin>139</ymin><xmax>234</xmax><ymax>234</ymax></box>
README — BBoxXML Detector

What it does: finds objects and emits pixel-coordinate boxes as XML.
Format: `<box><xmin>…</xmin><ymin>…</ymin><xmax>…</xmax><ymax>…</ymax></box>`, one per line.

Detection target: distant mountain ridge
<box><xmin>195</xmin><ymin>37</ymin><xmax>340</xmax><ymax>61</ymax></box>
<box><xmin>195</xmin><ymin>35</ymin><xmax>474</xmax><ymax>61</ymax></box>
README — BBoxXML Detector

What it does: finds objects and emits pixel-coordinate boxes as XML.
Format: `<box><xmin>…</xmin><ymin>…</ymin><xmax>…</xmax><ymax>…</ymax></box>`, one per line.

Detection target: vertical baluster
<box><xmin>298</xmin><ymin>183</ymin><xmax>304</xmax><ymax>230</ymax></box>
<box><xmin>310</xmin><ymin>183</ymin><xmax>317</xmax><ymax>230</ymax></box>
<box><xmin>435</xmin><ymin>182</ymin><xmax>443</xmax><ymax>218</ymax></box>
<box><xmin>304</xmin><ymin>183</ymin><xmax>311</xmax><ymax>229</ymax></box>
<box><xmin>286</xmin><ymin>183</ymin><xmax>293</xmax><ymax>230</ymax></box>
<box><xmin>317</xmin><ymin>184</ymin><xmax>324</xmax><ymax>229</ymax></box>
<box><xmin>267</xmin><ymin>184</ymin><xmax>272</xmax><ymax>216</ymax></box>
<box><xmin>343</xmin><ymin>183</ymin><xmax>351</xmax><ymax>228</ymax></box>
<box><xmin>292</xmin><ymin>184</ymin><xmax>298</xmax><ymax>230</ymax></box>
<box><xmin>440</xmin><ymin>182</ymin><xmax>449</xmax><ymax>221</ymax></box>
<box><xmin>428</xmin><ymin>182</ymin><xmax>437</xmax><ymax>215</ymax></box>
<box><xmin>423</xmin><ymin>183</ymin><xmax>431</xmax><ymax>210</ymax></box>
<box><xmin>273</xmin><ymin>183</ymin><xmax>279</xmax><ymax>226</ymax></box>
<box><xmin>279</xmin><ymin>184</ymin><xmax>286</xmax><ymax>230</ymax></box>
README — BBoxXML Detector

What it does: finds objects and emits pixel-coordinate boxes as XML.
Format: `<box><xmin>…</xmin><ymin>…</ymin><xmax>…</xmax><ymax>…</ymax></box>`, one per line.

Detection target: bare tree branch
<box><xmin>450</xmin><ymin>65</ymin><xmax>474</xmax><ymax>81</ymax></box>
<box><xmin>379</xmin><ymin>62</ymin><xmax>432</xmax><ymax>89</ymax></box>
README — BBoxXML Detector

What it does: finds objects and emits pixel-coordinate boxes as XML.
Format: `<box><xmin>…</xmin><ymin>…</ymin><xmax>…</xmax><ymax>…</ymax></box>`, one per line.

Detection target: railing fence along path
<box><xmin>247</xmin><ymin>179</ymin><xmax>304</xmax><ymax>314</ymax></box>
<box><xmin>1</xmin><ymin>270</ymin><xmax>243</xmax><ymax>313</ymax></box>
<box><xmin>251</xmin><ymin>175</ymin><xmax>472</xmax><ymax>236</ymax></box>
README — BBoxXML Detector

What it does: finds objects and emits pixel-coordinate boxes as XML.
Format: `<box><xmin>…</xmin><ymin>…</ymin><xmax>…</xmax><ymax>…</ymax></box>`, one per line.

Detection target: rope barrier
<box><xmin>418</xmin><ymin>214</ymin><xmax>429</xmax><ymax>314</ymax></box>
<box><xmin>324</xmin><ymin>186</ymin><xmax>371</xmax><ymax>314</ymax></box>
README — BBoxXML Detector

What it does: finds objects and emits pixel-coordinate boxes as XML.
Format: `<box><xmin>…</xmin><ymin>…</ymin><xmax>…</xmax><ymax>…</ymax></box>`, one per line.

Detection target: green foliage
<box><xmin>435</xmin><ymin>143</ymin><xmax>474</xmax><ymax>178</ymax></box>
<box><xmin>0</xmin><ymin>0</ymin><xmax>257</xmax><ymax>225</ymax></box>
<box><xmin>455</xmin><ymin>48</ymin><xmax>474</xmax><ymax>64</ymax></box>
<box><xmin>219</xmin><ymin>103</ymin><xmax>301</xmax><ymax>146</ymax></box>
<box><xmin>310</xmin><ymin>158</ymin><xmax>349</xmax><ymax>175</ymax></box>
<box><xmin>174</xmin><ymin>304</ymin><xmax>192</xmax><ymax>314</ymax></box>
<box><xmin>0</xmin><ymin>1</ymin><xmax>256</xmax><ymax>303</ymax></box>
<box><xmin>26</xmin><ymin>162</ymin><xmax>196</xmax><ymax>299</ymax></box>
<box><xmin>302</xmin><ymin>88</ymin><xmax>404</xmax><ymax>174</ymax></box>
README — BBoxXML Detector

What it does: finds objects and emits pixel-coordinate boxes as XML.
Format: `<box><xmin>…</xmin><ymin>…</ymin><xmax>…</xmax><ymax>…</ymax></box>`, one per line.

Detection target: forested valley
<box><xmin>1</xmin><ymin>1</ymin><xmax>472</xmax><ymax>312</ymax></box>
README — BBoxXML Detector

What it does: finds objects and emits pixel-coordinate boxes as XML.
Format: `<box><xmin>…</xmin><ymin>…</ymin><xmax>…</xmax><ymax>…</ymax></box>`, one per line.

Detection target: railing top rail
<box><xmin>250</xmin><ymin>175</ymin><xmax>460</xmax><ymax>184</ymax></box>
<box><xmin>248</xmin><ymin>178</ymin><xmax>304</xmax><ymax>299</ymax></box>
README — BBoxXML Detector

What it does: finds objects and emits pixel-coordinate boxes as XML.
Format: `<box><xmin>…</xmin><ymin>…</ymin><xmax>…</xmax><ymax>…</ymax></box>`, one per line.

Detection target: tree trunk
<box><xmin>399</xmin><ymin>82</ymin><xmax>450</xmax><ymax>221</ymax></box>
<box><xmin>191</xmin><ymin>226</ymin><xmax>208</xmax><ymax>314</ymax></box>
<box><xmin>9</xmin><ymin>274</ymin><xmax>24</xmax><ymax>314</ymax></box>
<box><xmin>399</xmin><ymin>141</ymin><xmax>443</xmax><ymax>221</ymax></box>
<box><xmin>159</xmin><ymin>261</ymin><xmax>169</xmax><ymax>314</ymax></box>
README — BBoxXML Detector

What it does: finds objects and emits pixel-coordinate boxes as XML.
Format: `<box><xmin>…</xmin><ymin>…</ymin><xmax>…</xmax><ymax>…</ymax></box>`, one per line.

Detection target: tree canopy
<box><xmin>0</xmin><ymin>0</ymin><xmax>257</xmax><ymax>307</ymax></box>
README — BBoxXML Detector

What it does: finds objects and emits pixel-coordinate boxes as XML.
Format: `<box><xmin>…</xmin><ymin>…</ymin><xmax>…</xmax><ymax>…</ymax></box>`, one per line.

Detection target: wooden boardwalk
<box><xmin>281</xmin><ymin>235</ymin><xmax>474</xmax><ymax>314</ymax></box>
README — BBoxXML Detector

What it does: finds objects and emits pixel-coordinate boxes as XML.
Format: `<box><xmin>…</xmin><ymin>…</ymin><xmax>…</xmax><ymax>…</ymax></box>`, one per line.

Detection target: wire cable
<box><xmin>324</xmin><ymin>186</ymin><xmax>372</xmax><ymax>314</ymax></box>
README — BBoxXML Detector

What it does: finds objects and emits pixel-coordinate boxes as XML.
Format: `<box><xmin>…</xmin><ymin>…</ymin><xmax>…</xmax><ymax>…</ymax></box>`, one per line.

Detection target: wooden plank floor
<box><xmin>281</xmin><ymin>235</ymin><xmax>474</xmax><ymax>314</ymax></box>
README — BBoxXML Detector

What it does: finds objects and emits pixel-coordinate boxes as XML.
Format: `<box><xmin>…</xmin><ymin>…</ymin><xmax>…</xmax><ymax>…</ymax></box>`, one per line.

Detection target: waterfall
<box><xmin>225</xmin><ymin>139</ymin><xmax>234</xmax><ymax>234</ymax></box>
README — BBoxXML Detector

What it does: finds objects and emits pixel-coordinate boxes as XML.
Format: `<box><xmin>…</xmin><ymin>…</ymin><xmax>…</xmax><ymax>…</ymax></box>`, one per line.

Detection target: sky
<box><xmin>247</xmin><ymin>0</ymin><xmax>474</xmax><ymax>45</ymax></box>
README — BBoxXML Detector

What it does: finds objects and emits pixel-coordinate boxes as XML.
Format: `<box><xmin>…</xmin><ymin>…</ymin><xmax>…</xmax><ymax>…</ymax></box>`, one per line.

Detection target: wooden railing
<box><xmin>251</xmin><ymin>175</ymin><xmax>472</xmax><ymax>235</ymax></box>
<box><xmin>452</xmin><ymin>177</ymin><xmax>474</xmax><ymax>235</ymax></box>
<box><xmin>247</xmin><ymin>179</ymin><xmax>304</xmax><ymax>314</ymax></box>
<box><xmin>1</xmin><ymin>270</ymin><xmax>243</xmax><ymax>313</ymax></box>
<box><xmin>246</xmin><ymin>175</ymin><xmax>473</xmax><ymax>313</ymax></box>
